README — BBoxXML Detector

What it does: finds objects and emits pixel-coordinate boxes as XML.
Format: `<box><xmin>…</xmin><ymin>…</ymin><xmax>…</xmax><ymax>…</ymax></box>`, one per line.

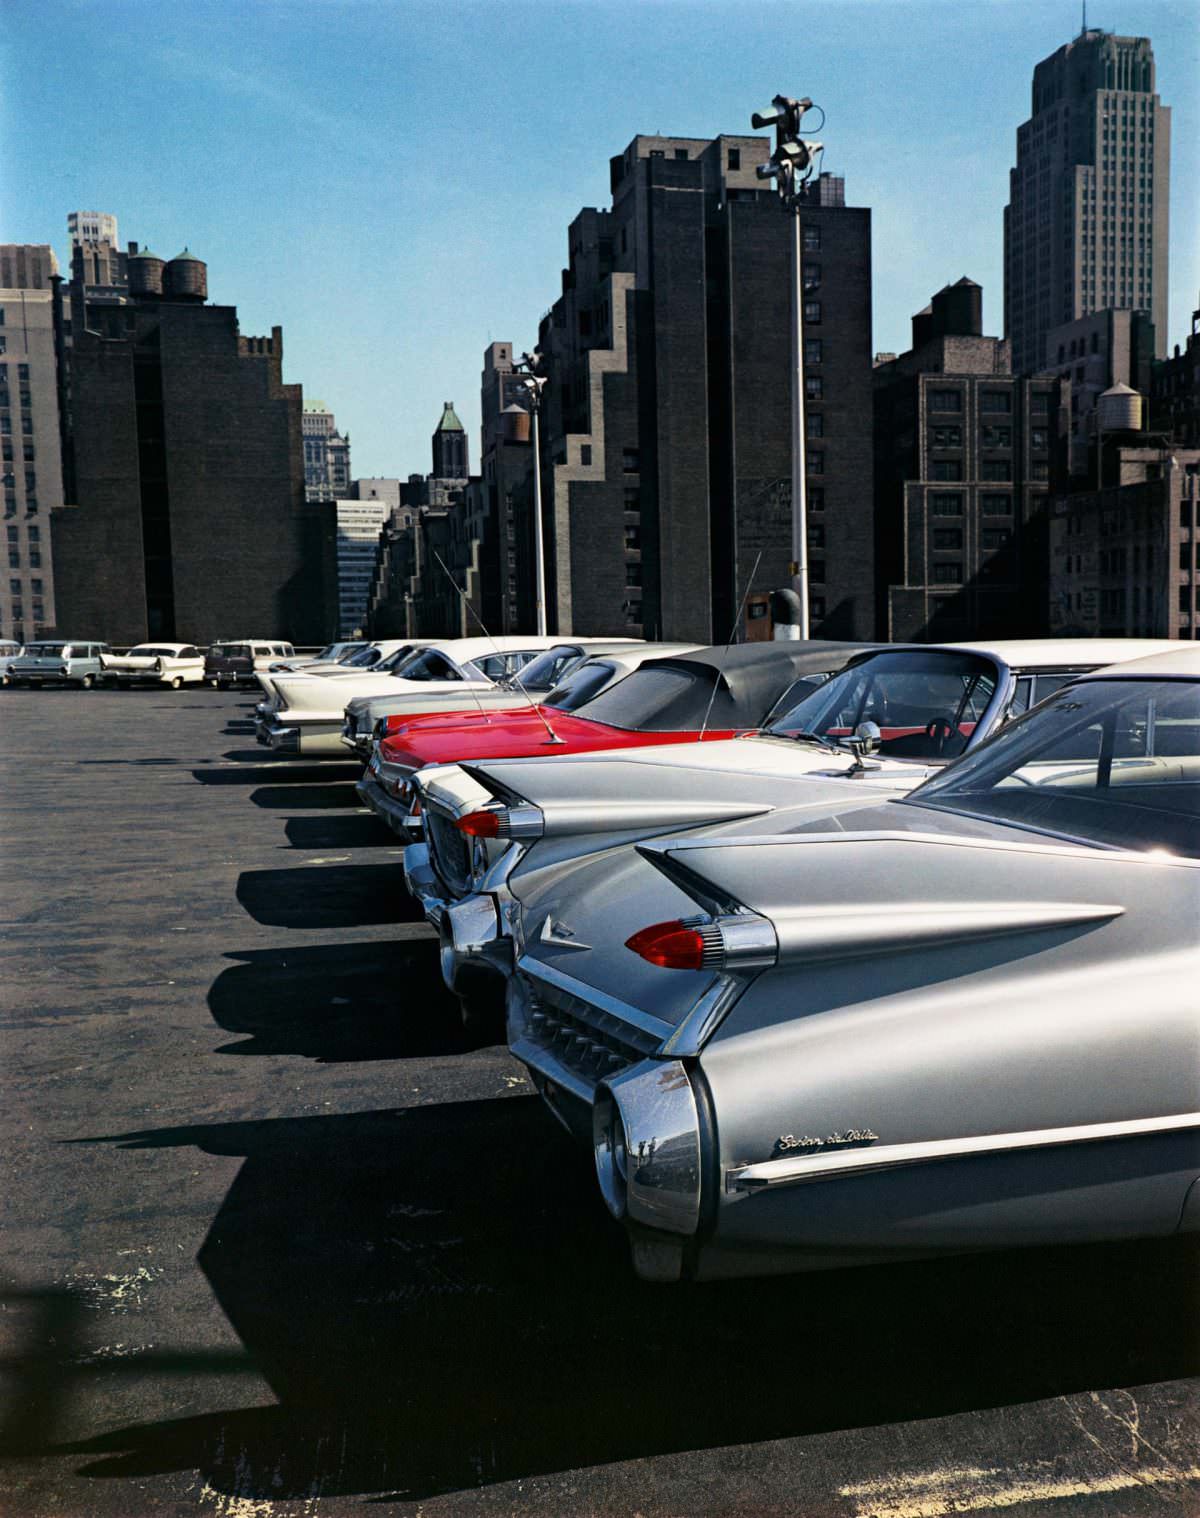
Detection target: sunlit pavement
<box><xmin>1</xmin><ymin>687</ymin><xmax>1197</xmax><ymax>1517</ymax></box>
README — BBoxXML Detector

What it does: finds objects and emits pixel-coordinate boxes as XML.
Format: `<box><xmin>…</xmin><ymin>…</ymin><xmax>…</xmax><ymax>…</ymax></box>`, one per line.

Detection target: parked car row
<box><xmin>2</xmin><ymin>637</ymin><xmax>371</xmax><ymax>690</ymax></box>
<box><xmin>271</xmin><ymin>632</ymin><xmax>1197</xmax><ymax>1285</ymax></box>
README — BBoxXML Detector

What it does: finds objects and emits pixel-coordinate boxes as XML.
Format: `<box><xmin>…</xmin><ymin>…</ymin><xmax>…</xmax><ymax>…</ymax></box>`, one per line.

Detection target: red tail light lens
<box><xmin>455</xmin><ymin>810</ymin><xmax>501</xmax><ymax>838</ymax></box>
<box><xmin>625</xmin><ymin>920</ymin><xmax>705</xmax><ymax>971</ymax></box>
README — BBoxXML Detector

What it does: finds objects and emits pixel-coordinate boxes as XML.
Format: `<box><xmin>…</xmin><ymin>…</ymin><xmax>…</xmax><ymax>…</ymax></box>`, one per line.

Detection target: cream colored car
<box><xmin>103</xmin><ymin>643</ymin><xmax>206</xmax><ymax>689</ymax></box>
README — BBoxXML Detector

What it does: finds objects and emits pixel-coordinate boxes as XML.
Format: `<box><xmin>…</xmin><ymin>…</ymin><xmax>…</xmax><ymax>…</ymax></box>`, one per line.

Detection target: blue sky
<box><xmin>3</xmin><ymin>0</ymin><xmax>1197</xmax><ymax>479</ymax></box>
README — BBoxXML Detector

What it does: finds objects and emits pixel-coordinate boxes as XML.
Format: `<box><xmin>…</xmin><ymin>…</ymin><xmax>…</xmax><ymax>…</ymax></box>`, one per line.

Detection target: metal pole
<box><xmin>531</xmin><ymin>402</ymin><xmax>547</xmax><ymax>635</ymax></box>
<box><xmin>790</xmin><ymin>202</ymin><xmax>810</xmax><ymax>639</ymax></box>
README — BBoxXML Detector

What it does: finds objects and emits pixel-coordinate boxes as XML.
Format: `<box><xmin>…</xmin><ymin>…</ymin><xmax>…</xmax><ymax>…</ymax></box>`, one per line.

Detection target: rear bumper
<box><xmin>355</xmin><ymin>773</ymin><xmax>420</xmax><ymax>837</ymax></box>
<box><xmin>263</xmin><ymin>723</ymin><xmax>301</xmax><ymax>754</ymax></box>
<box><xmin>402</xmin><ymin>842</ymin><xmax>447</xmax><ymax>927</ymax></box>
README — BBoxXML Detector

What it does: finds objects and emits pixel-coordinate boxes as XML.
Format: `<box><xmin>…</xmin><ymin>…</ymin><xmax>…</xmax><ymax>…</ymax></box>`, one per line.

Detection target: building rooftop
<box><xmin>435</xmin><ymin>402</ymin><xmax>465</xmax><ymax>433</ymax></box>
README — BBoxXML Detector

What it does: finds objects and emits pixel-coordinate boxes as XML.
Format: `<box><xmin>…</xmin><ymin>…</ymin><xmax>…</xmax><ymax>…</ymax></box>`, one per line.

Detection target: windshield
<box><xmin>766</xmin><ymin>649</ymin><xmax>997</xmax><ymax>761</ymax></box>
<box><xmin>545</xmin><ymin>660</ymin><xmax>617</xmax><ymax>711</ymax></box>
<box><xmin>503</xmin><ymin>646</ymin><xmax>585</xmax><ymax>692</ymax></box>
<box><xmin>907</xmin><ymin>677</ymin><xmax>1200</xmax><ymax>856</ymax></box>
<box><xmin>334</xmin><ymin>644</ymin><xmax>365</xmax><ymax>663</ymax></box>
<box><xmin>343</xmin><ymin>645</ymin><xmax>386</xmax><ymax>668</ymax></box>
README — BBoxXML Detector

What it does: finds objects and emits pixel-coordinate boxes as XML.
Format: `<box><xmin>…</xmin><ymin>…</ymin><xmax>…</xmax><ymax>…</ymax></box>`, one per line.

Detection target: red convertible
<box><xmin>358</xmin><ymin>642</ymin><xmax>868</xmax><ymax>834</ymax></box>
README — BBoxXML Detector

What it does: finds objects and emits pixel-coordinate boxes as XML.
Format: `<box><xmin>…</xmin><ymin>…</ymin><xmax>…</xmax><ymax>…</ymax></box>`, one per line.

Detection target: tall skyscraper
<box><xmin>1004</xmin><ymin>29</ymin><xmax>1170</xmax><ymax>376</ymax></box>
<box><xmin>0</xmin><ymin>247</ymin><xmax>66</xmax><ymax>642</ymax></box>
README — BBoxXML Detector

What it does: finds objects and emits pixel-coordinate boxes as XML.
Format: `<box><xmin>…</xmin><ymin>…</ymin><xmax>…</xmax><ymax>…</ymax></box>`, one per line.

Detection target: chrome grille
<box><xmin>425</xmin><ymin>804</ymin><xmax>474</xmax><ymax>899</ymax></box>
<box><xmin>519</xmin><ymin>975</ymin><xmax>661</xmax><ymax>1093</ymax></box>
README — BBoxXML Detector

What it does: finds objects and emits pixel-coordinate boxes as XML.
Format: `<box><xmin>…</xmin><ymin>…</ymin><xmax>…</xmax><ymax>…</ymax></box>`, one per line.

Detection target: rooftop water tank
<box><xmin>164</xmin><ymin>248</ymin><xmax>208</xmax><ymax>302</ymax></box>
<box><xmin>499</xmin><ymin>404</ymin><xmax>531</xmax><ymax>444</ymax></box>
<box><xmin>127</xmin><ymin>247</ymin><xmax>165</xmax><ymax>297</ymax></box>
<box><xmin>1097</xmin><ymin>382</ymin><xmax>1143</xmax><ymax>433</ymax></box>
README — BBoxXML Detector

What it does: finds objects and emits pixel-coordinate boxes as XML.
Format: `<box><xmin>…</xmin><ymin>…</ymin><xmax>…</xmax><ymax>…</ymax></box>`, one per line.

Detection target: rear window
<box><xmin>575</xmin><ymin>664</ymin><xmax>710</xmax><ymax>731</ymax></box>
<box><xmin>30</xmin><ymin>643</ymin><xmax>65</xmax><ymax>655</ymax></box>
<box><xmin>546</xmin><ymin>660</ymin><xmax>617</xmax><ymax>711</ymax></box>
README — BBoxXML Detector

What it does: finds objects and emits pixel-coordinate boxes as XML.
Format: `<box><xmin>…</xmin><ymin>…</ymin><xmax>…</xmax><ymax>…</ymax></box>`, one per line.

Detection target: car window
<box><xmin>909</xmin><ymin>678</ymin><xmax>1200</xmax><ymax>856</ymax></box>
<box><xmin>510</xmin><ymin>646</ymin><xmax>587</xmax><ymax>692</ymax></box>
<box><xmin>767</xmin><ymin>649</ymin><xmax>998</xmax><ymax>761</ymax></box>
<box><xmin>574</xmin><ymin>664</ymin><xmax>704</xmax><ymax>731</ymax></box>
<box><xmin>546</xmin><ymin>660</ymin><xmax>616</xmax><ymax>710</ymax></box>
<box><xmin>397</xmin><ymin>649</ymin><xmax>461</xmax><ymax>683</ymax></box>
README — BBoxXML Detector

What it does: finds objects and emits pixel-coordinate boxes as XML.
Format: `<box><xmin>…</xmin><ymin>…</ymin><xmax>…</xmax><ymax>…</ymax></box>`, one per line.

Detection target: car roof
<box><xmin>1077</xmin><ymin>645</ymin><xmax>1200</xmax><ymax>679</ymax></box>
<box><xmin>939</xmin><ymin>637</ymin><xmax>1181</xmax><ymax>668</ymax></box>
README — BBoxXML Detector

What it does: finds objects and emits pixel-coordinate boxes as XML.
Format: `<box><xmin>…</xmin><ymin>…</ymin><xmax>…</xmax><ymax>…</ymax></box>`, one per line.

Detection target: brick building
<box><xmin>874</xmin><ymin>279</ymin><xmax>1066</xmax><ymax>641</ymax></box>
<box><xmin>52</xmin><ymin>243</ymin><xmax>334</xmax><ymax>646</ymax></box>
<box><xmin>531</xmin><ymin>137</ymin><xmax>874</xmax><ymax>642</ymax></box>
<box><xmin>1049</xmin><ymin>441</ymin><xmax>1200</xmax><ymax>638</ymax></box>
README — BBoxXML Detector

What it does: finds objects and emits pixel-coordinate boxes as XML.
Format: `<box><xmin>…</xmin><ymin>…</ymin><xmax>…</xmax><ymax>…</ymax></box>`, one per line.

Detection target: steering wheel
<box><xmin>925</xmin><ymin>716</ymin><xmax>956</xmax><ymax>756</ymax></box>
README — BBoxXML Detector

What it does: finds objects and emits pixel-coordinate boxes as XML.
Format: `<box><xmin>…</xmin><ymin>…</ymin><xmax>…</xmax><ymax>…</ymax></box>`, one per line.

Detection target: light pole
<box><xmin>751</xmin><ymin>94</ymin><xmax>823</xmax><ymax>639</ymax></box>
<box><xmin>514</xmin><ymin>351</ymin><xmax>548</xmax><ymax>635</ymax></box>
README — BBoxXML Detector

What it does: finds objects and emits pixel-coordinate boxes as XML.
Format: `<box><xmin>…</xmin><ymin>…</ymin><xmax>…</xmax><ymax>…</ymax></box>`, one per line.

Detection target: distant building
<box><xmin>0</xmin><ymin>252</ymin><xmax>66</xmax><ymax>642</ymax></box>
<box><xmin>874</xmin><ymin>279</ymin><xmax>1066</xmax><ymax>641</ymax></box>
<box><xmin>334</xmin><ymin>498</ymin><xmax>388</xmax><ymax>637</ymax></box>
<box><xmin>532</xmin><ymin>137</ymin><xmax>874</xmax><ymax>641</ymax></box>
<box><xmin>1004</xmin><ymin>29</ymin><xmax>1171</xmax><ymax>376</ymax></box>
<box><xmin>302</xmin><ymin>402</ymin><xmax>352</xmax><ymax>503</ymax></box>
<box><xmin>67</xmin><ymin>211</ymin><xmax>118</xmax><ymax>248</ymax></box>
<box><xmin>479</xmin><ymin>342</ymin><xmax>534</xmax><ymax>631</ymax></box>
<box><xmin>431</xmin><ymin>401</ymin><xmax>469</xmax><ymax>482</ymax></box>
<box><xmin>1049</xmin><ymin>441</ymin><xmax>1199</xmax><ymax>638</ymax></box>
<box><xmin>1044</xmin><ymin>308</ymin><xmax>1156</xmax><ymax>477</ymax></box>
<box><xmin>52</xmin><ymin>242</ymin><xmax>334</xmax><ymax>645</ymax></box>
<box><xmin>351</xmin><ymin>477</ymin><xmax>403</xmax><ymax>510</ymax></box>
<box><xmin>1152</xmin><ymin>304</ymin><xmax>1200</xmax><ymax>449</ymax></box>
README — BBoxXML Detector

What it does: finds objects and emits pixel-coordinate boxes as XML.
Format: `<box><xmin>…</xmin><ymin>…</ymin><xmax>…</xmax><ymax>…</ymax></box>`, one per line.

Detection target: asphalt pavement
<box><xmin>1</xmin><ymin>685</ymin><xmax>1197</xmax><ymax>1516</ymax></box>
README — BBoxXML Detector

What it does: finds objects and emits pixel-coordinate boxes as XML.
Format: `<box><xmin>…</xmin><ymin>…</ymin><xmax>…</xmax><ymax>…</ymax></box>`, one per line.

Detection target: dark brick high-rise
<box><xmin>52</xmin><ymin>244</ymin><xmax>333</xmax><ymax>646</ymax></box>
<box><xmin>533</xmin><ymin>135</ymin><xmax>875</xmax><ymax>642</ymax></box>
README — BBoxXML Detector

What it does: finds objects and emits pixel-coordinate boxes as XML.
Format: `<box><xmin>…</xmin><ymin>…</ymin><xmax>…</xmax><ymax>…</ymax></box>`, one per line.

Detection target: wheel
<box><xmin>78</xmin><ymin>673</ymin><xmax>95</xmax><ymax>690</ymax></box>
<box><xmin>457</xmin><ymin>984</ymin><xmax>507</xmax><ymax>1047</ymax></box>
<box><xmin>217</xmin><ymin>679</ymin><xmax>229</xmax><ymax>691</ymax></box>
<box><xmin>170</xmin><ymin>676</ymin><xmax>183</xmax><ymax>689</ymax></box>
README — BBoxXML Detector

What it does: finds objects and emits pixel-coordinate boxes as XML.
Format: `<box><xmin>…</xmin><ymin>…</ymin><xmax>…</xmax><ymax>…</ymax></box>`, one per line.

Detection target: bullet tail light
<box><xmin>454</xmin><ymin>804</ymin><xmax>543</xmax><ymax>841</ymax></box>
<box><xmin>625</xmin><ymin>915</ymin><xmax>777</xmax><ymax>971</ymax></box>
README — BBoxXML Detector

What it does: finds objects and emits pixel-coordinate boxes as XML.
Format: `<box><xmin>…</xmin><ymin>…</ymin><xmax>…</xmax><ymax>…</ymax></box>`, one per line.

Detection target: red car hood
<box><xmin>378</xmin><ymin>707</ymin><xmax>738</xmax><ymax>768</ymax></box>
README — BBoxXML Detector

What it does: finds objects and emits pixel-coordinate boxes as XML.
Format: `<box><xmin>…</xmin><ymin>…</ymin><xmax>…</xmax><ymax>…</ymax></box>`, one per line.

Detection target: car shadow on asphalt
<box><xmin>207</xmin><ymin>939</ymin><xmax>461</xmax><ymax>1061</ymax></box>
<box><xmin>248</xmin><ymin>784</ymin><xmax>365</xmax><ymax>810</ymax></box>
<box><xmin>49</xmin><ymin>1099</ymin><xmax>1200</xmax><ymax>1502</ymax></box>
<box><xmin>282</xmin><ymin>815</ymin><xmax>395</xmax><ymax>849</ymax></box>
<box><xmin>191</xmin><ymin>763</ymin><xmax>361</xmax><ymax>787</ymax></box>
<box><xmin>235</xmin><ymin>864</ymin><xmax>424</xmax><ymax>929</ymax></box>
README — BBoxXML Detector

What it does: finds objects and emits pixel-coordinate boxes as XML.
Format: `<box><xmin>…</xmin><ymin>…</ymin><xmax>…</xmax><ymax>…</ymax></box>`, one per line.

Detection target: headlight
<box><xmin>593</xmin><ymin>1060</ymin><xmax>702</xmax><ymax>1236</ymax></box>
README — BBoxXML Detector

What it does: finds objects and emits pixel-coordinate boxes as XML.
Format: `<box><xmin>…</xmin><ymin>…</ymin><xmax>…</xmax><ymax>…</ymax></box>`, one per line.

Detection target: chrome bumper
<box><xmin>402</xmin><ymin>842</ymin><xmax>448</xmax><ymax>927</ymax></box>
<box><xmin>437</xmin><ymin>892</ymin><xmax>513</xmax><ymax>997</ymax></box>
<box><xmin>355</xmin><ymin>773</ymin><xmax>422</xmax><ymax>838</ymax></box>
<box><xmin>264</xmin><ymin>723</ymin><xmax>300</xmax><ymax>753</ymax></box>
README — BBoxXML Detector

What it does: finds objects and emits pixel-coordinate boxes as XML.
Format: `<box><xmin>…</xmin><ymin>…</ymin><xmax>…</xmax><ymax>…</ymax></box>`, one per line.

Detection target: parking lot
<box><xmin>1</xmin><ymin>687</ymin><xmax>1198</xmax><ymax>1516</ymax></box>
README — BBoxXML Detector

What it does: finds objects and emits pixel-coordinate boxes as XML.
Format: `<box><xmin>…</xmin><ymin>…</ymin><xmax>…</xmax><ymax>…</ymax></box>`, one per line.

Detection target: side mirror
<box><xmin>841</xmin><ymin>720</ymin><xmax>882</xmax><ymax>770</ymax></box>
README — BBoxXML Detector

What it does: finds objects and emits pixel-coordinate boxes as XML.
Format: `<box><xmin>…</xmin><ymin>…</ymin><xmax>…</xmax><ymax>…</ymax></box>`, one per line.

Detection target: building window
<box><xmin>9</xmin><ymin>577</ymin><xmax>19</xmax><ymax>593</ymax></box>
<box><xmin>1031</xmin><ymin>429</ymin><xmax>1048</xmax><ymax>450</ymax></box>
<box><xmin>727</xmin><ymin>148</ymin><xmax>741</xmax><ymax>170</ymax></box>
<box><xmin>805</xmin><ymin>376</ymin><xmax>823</xmax><ymax>400</ymax></box>
<box><xmin>982</xmin><ymin>528</ymin><xmax>1012</xmax><ymax>550</ymax></box>
<box><xmin>930</xmin><ymin>425</ymin><xmax>962</xmax><ymax>448</ymax></box>
<box><xmin>625</xmin><ymin>563</ymin><xmax>642</xmax><ymax>587</ymax></box>
<box><xmin>808</xmin><ymin>559</ymin><xmax>825</xmax><ymax>584</ymax></box>
<box><xmin>805</xmin><ymin>339</ymin><xmax>823</xmax><ymax>365</ymax></box>
<box><xmin>981</xmin><ymin>391</ymin><xmax>1012</xmax><ymax>413</ymax></box>
<box><xmin>579</xmin><ymin>444</ymin><xmax>592</xmax><ymax>466</ymax></box>
<box><xmin>624</xmin><ymin>523</ymin><xmax>641</xmax><ymax>551</ymax></box>
<box><xmin>981</xmin><ymin>426</ymin><xmax>1011</xmax><ymax>448</ymax></box>
<box><xmin>804</xmin><ymin>301</ymin><xmax>821</xmax><ymax>324</ymax></box>
<box><xmin>30</xmin><ymin>578</ymin><xmax>42</xmax><ymax>595</ymax></box>
<box><xmin>931</xmin><ymin>493</ymin><xmax>963</xmax><ymax>516</ymax></box>
<box><xmin>933</xmin><ymin>562</ymin><xmax>963</xmax><ymax>584</ymax></box>
<box><xmin>806</xmin><ymin>412</ymin><xmax>823</xmax><ymax>439</ymax></box>
<box><xmin>808</xmin><ymin>487</ymin><xmax>825</xmax><ymax>511</ymax></box>
<box><xmin>1031</xmin><ymin>460</ymin><xmax>1049</xmax><ymax>481</ymax></box>
<box><xmin>929</xmin><ymin>389</ymin><xmax>962</xmax><ymax>412</ymax></box>
<box><xmin>28</xmin><ymin>551</ymin><xmax>40</xmax><ymax>568</ymax></box>
<box><xmin>807</xmin><ymin>451</ymin><xmax>824</xmax><ymax>475</ymax></box>
<box><xmin>981</xmin><ymin>493</ymin><xmax>1012</xmax><ymax>515</ymax></box>
<box><xmin>807</xmin><ymin>523</ymin><xmax>825</xmax><ymax>549</ymax></box>
<box><xmin>674</xmin><ymin>148</ymin><xmax>688</xmax><ymax>160</ymax></box>
<box><xmin>933</xmin><ymin>528</ymin><xmax>963</xmax><ymax>551</ymax></box>
<box><xmin>623</xmin><ymin>486</ymin><xmax>640</xmax><ymax>513</ymax></box>
<box><xmin>1031</xmin><ymin>393</ymin><xmax>1051</xmax><ymax>414</ymax></box>
<box><xmin>982</xmin><ymin>459</ymin><xmax>1012</xmax><ymax>482</ymax></box>
<box><xmin>5</xmin><ymin>526</ymin><xmax>16</xmax><ymax>543</ymax></box>
<box><xmin>803</xmin><ymin>226</ymin><xmax>821</xmax><ymax>252</ymax></box>
<box><xmin>931</xmin><ymin>459</ymin><xmax>963</xmax><ymax>481</ymax></box>
<box><xmin>622</xmin><ymin>448</ymin><xmax>640</xmax><ymax>473</ymax></box>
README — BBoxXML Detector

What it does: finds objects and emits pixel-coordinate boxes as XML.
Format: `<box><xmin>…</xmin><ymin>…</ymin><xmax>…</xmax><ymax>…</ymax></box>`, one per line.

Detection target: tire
<box><xmin>217</xmin><ymin>679</ymin><xmax>229</xmax><ymax>691</ymax></box>
<box><xmin>170</xmin><ymin>676</ymin><xmax>183</xmax><ymax>689</ymax></box>
<box><xmin>78</xmin><ymin>673</ymin><xmax>95</xmax><ymax>690</ymax></box>
<box><xmin>458</xmin><ymin>986</ymin><xmax>506</xmax><ymax>1047</ymax></box>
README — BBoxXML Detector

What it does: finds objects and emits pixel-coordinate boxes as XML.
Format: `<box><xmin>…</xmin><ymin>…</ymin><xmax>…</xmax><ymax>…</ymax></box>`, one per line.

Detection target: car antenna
<box><xmin>698</xmin><ymin>550</ymin><xmax>762</xmax><ymax>741</ymax></box>
<box><xmin>432</xmin><ymin>551</ymin><xmax>565</xmax><ymax>745</ymax></box>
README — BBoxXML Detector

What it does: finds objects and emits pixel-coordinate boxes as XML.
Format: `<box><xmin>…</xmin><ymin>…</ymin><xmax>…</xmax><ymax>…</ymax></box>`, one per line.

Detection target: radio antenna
<box><xmin>698</xmin><ymin>550</ymin><xmax>762</xmax><ymax>741</ymax></box>
<box><xmin>432</xmin><ymin>551</ymin><xmax>564</xmax><ymax>745</ymax></box>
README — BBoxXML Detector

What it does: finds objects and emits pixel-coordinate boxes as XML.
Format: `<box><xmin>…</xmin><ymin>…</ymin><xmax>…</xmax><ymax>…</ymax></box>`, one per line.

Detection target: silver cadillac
<box><xmin>420</xmin><ymin>639</ymin><xmax>1176</xmax><ymax>1027</ymax></box>
<box><xmin>504</xmin><ymin>646</ymin><xmax>1200</xmax><ymax>1282</ymax></box>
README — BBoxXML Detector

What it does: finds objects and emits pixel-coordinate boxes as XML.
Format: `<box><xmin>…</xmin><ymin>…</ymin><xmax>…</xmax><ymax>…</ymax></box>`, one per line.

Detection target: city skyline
<box><xmin>3</xmin><ymin>0</ymin><xmax>1197</xmax><ymax>479</ymax></box>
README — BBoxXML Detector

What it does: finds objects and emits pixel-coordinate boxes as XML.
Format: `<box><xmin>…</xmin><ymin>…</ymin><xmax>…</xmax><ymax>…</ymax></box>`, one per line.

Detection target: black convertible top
<box><xmin>575</xmin><ymin>640</ymin><xmax>873</xmax><ymax>732</ymax></box>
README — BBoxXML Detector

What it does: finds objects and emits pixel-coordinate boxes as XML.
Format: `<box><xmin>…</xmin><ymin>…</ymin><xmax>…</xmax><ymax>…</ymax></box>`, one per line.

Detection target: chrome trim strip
<box><xmin>510</xmin><ymin>1034</ymin><xmax>595</xmax><ymax>1106</ymax></box>
<box><xmin>516</xmin><ymin>956</ymin><xmax>675</xmax><ymax>1044</ymax></box>
<box><xmin>728</xmin><ymin>1111</ymin><xmax>1200</xmax><ymax>1193</ymax></box>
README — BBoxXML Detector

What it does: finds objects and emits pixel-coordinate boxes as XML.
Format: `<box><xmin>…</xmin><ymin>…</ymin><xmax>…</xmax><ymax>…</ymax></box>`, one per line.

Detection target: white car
<box><xmin>102</xmin><ymin>643</ymin><xmax>206</xmax><ymax>688</ymax></box>
<box><xmin>257</xmin><ymin>636</ymin><xmax>568</xmax><ymax>756</ymax></box>
<box><xmin>254</xmin><ymin>639</ymin><xmax>436</xmax><ymax>713</ymax></box>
